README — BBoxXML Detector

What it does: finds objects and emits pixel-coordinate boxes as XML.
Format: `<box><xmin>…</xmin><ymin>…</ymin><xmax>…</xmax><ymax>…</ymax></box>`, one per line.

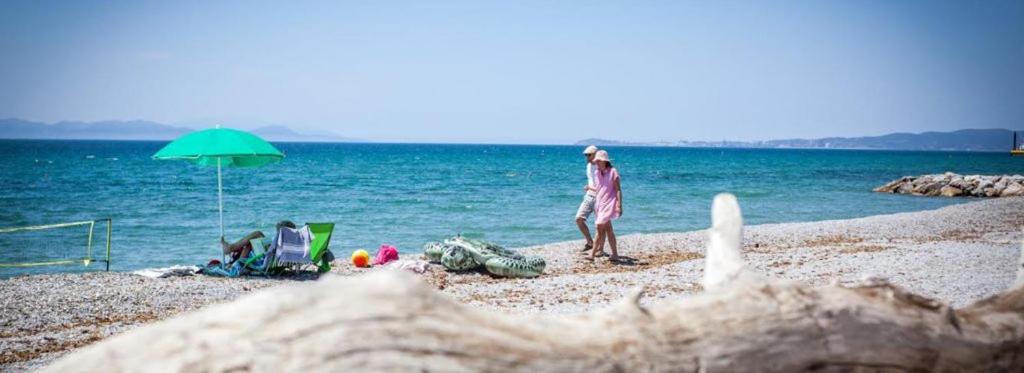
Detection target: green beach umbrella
<box><xmin>153</xmin><ymin>126</ymin><xmax>284</xmax><ymax>242</ymax></box>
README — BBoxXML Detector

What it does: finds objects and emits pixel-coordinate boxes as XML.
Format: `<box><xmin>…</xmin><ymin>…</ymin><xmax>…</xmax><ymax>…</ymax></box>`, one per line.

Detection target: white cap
<box><xmin>583</xmin><ymin>145</ymin><xmax>598</xmax><ymax>155</ymax></box>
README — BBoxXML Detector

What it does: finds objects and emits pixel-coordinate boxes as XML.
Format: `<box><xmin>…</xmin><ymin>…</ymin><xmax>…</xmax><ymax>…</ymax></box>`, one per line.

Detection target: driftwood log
<box><xmin>44</xmin><ymin>194</ymin><xmax>1024</xmax><ymax>372</ymax></box>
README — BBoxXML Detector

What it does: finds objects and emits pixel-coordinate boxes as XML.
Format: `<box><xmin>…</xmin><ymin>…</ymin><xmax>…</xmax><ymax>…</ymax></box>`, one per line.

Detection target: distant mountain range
<box><xmin>2</xmin><ymin>118</ymin><xmax>1019</xmax><ymax>150</ymax></box>
<box><xmin>0</xmin><ymin>118</ymin><xmax>356</xmax><ymax>142</ymax></box>
<box><xmin>578</xmin><ymin>129</ymin><xmax>1022</xmax><ymax>152</ymax></box>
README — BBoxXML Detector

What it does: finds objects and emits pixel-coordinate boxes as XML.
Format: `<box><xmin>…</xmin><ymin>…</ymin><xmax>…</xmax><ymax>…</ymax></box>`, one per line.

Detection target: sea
<box><xmin>1</xmin><ymin>139</ymin><xmax>1021</xmax><ymax>278</ymax></box>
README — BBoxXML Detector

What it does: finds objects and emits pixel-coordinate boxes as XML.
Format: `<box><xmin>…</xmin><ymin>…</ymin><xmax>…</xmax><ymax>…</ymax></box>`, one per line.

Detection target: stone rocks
<box><xmin>872</xmin><ymin>180</ymin><xmax>902</xmax><ymax>193</ymax></box>
<box><xmin>917</xmin><ymin>182</ymin><xmax>944</xmax><ymax>196</ymax></box>
<box><xmin>939</xmin><ymin>186</ymin><xmax>963</xmax><ymax>197</ymax></box>
<box><xmin>874</xmin><ymin>173</ymin><xmax>1024</xmax><ymax>198</ymax></box>
<box><xmin>995</xmin><ymin>179</ymin><xmax>1008</xmax><ymax>191</ymax></box>
<box><xmin>1002</xmin><ymin>182</ymin><xmax>1024</xmax><ymax>197</ymax></box>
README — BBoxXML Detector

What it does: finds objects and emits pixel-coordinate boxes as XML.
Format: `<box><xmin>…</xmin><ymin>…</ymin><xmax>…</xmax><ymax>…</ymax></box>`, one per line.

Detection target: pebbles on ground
<box><xmin>2</xmin><ymin>196</ymin><xmax>1021</xmax><ymax>372</ymax></box>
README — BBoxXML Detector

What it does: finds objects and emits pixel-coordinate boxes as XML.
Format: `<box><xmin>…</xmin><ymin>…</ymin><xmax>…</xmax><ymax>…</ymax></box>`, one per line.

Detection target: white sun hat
<box><xmin>583</xmin><ymin>145</ymin><xmax>599</xmax><ymax>155</ymax></box>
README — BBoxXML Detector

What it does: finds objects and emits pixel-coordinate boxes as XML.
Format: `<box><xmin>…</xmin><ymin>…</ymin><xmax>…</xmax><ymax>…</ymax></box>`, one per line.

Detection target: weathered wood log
<box><xmin>43</xmin><ymin>194</ymin><xmax>1024</xmax><ymax>372</ymax></box>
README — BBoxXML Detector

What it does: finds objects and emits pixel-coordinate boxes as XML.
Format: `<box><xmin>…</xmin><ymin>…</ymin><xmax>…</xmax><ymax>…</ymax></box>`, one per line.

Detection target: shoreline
<box><xmin>2</xmin><ymin>196</ymin><xmax>1021</xmax><ymax>371</ymax></box>
<box><xmin>426</xmin><ymin>196</ymin><xmax>1021</xmax><ymax>314</ymax></box>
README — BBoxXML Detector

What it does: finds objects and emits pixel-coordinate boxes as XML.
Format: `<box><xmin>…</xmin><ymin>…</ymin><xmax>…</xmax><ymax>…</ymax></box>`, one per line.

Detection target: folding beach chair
<box><xmin>242</xmin><ymin>222</ymin><xmax>335</xmax><ymax>275</ymax></box>
<box><xmin>306</xmin><ymin>222</ymin><xmax>335</xmax><ymax>273</ymax></box>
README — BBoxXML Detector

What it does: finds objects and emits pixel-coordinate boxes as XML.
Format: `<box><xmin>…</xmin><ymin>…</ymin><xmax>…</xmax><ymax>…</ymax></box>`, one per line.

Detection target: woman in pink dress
<box><xmin>589</xmin><ymin>150</ymin><xmax>623</xmax><ymax>261</ymax></box>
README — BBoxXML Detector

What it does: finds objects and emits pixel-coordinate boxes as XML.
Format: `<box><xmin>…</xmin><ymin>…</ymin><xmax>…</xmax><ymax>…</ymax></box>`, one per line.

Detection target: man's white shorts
<box><xmin>575</xmin><ymin>193</ymin><xmax>596</xmax><ymax>220</ymax></box>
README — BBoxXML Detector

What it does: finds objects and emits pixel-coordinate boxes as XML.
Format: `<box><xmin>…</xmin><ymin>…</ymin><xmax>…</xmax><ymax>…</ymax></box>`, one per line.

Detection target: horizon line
<box><xmin>1</xmin><ymin>117</ymin><xmax>1020</xmax><ymax>146</ymax></box>
<box><xmin>0</xmin><ymin>137</ymin><xmax>1013</xmax><ymax>154</ymax></box>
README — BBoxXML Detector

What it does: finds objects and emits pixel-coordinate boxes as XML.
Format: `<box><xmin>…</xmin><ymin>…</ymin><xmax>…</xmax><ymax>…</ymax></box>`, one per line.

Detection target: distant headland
<box><xmin>0</xmin><ymin>118</ymin><xmax>357</xmax><ymax>142</ymax></box>
<box><xmin>578</xmin><ymin>128</ymin><xmax>1021</xmax><ymax>152</ymax></box>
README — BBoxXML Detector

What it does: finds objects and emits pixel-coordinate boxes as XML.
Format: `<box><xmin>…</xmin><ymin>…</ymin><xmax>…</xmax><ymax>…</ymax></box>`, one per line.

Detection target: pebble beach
<box><xmin>2</xmin><ymin>196</ymin><xmax>1022</xmax><ymax>371</ymax></box>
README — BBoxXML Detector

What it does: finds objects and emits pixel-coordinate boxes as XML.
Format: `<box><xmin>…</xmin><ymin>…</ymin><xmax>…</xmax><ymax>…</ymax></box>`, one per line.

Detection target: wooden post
<box><xmin>105</xmin><ymin>218</ymin><xmax>112</xmax><ymax>272</ymax></box>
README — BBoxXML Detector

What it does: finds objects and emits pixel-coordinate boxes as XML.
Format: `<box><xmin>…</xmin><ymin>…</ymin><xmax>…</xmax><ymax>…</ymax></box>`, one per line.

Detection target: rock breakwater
<box><xmin>874</xmin><ymin>172</ymin><xmax>1024</xmax><ymax>197</ymax></box>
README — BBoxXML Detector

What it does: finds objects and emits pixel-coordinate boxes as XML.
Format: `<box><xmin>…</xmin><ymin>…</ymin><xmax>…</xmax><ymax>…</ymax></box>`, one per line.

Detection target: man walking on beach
<box><xmin>576</xmin><ymin>145</ymin><xmax>599</xmax><ymax>252</ymax></box>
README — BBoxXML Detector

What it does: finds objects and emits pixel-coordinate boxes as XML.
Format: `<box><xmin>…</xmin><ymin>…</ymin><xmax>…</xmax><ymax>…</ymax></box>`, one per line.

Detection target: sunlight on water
<box><xmin>1</xmin><ymin>140</ymin><xmax>1020</xmax><ymax>276</ymax></box>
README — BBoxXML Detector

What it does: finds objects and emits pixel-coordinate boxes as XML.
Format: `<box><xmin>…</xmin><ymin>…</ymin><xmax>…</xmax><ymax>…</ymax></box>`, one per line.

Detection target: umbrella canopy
<box><xmin>153</xmin><ymin>128</ymin><xmax>284</xmax><ymax>167</ymax></box>
<box><xmin>153</xmin><ymin>127</ymin><xmax>284</xmax><ymax>251</ymax></box>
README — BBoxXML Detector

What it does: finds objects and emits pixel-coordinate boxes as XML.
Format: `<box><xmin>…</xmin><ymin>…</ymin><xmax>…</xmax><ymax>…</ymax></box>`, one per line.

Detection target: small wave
<box><xmin>86</xmin><ymin>155</ymin><xmax>95</xmax><ymax>159</ymax></box>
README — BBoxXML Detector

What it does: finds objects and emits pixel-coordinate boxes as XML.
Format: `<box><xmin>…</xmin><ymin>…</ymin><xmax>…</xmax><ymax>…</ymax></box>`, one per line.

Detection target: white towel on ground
<box><xmin>132</xmin><ymin>265</ymin><xmax>200</xmax><ymax>278</ymax></box>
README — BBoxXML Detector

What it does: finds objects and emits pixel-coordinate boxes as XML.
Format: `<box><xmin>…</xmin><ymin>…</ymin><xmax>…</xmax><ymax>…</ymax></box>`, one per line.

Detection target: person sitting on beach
<box><xmin>575</xmin><ymin>145</ymin><xmax>600</xmax><ymax>253</ymax></box>
<box><xmin>220</xmin><ymin>220</ymin><xmax>296</xmax><ymax>265</ymax></box>
<box><xmin>589</xmin><ymin>150</ymin><xmax>623</xmax><ymax>262</ymax></box>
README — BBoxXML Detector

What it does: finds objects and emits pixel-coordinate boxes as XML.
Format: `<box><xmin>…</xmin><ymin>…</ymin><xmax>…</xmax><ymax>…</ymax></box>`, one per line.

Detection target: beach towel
<box><xmin>200</xmin><ymin>247</ymin><xmax>270</xmax><ymax>278</ymax></box>
<box><xmin>274</xmin><ymin>226</ymin><xmax>315</xmax><ymax>265</ymax></box>
<box><xmin>132</xmin><ymin>265</ymin><xmax>200</xmax><ymax>278</ymax></box>
<box><xmin>200</xmin><ymin>262</ymin><xmax>242</xmax><ymax>277</ymax></box>
<box><xmin>373</xmin><ymin>244</ymin><xmax>399</xmax><ymax>266</ymax></box>
<box><xmin>389</xmin><ymin>259</ymin><xmax>429</xmax><ymax>274</ymax></box>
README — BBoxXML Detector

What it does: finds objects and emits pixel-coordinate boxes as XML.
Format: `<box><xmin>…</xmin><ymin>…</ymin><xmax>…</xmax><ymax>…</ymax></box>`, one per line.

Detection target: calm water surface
<box><xmin>1</xmin><ymin>140</ymin><xmax>1021</xmax><ymax>277</ymax></box>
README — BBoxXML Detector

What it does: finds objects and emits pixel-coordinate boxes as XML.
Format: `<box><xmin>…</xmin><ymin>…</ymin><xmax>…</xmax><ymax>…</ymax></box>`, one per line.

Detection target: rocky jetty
<box><xmin>874</xmin><ymin>172</ymin><xmax>1024</xmax><ymax>197</ymax></box>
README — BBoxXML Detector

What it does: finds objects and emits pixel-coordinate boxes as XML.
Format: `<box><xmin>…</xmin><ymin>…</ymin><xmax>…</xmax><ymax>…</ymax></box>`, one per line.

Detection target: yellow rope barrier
<box><xmin>0</xmin><ymin>258</ymin><xmax>91</xmax><ymax>268</ymax></box>
<box><xmin>0</xmin><ymin>219</ymin><xmax>111</xmax><ymax>270</ymax></box>
<box><xmin>0</xmin><ymin>220</ymin><xmax>95</xmax><ymax>234</ymax></box>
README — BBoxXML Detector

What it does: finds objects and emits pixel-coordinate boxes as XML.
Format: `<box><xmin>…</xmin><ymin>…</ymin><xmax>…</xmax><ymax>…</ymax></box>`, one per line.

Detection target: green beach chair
<box><xmin>306</xmin><ymin>222</ymin><xmax>335</xmax><ymax>273</ymax></box>
<box><xmin>241</xmin><ymin>237</ymin><xmax>279</xmax><ymax>276</ymax></box>
<box><xmin>242</xmin><ymin>222</ymin><xmax>335</xmax><ymax>275</ymax></box>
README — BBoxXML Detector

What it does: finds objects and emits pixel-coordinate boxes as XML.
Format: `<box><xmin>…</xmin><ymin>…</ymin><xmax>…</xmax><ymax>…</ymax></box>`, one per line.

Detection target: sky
<box><xmin>0</xmin><ymin>1</ymin><xmax>1022</xmax><ymax>144</ymax></box>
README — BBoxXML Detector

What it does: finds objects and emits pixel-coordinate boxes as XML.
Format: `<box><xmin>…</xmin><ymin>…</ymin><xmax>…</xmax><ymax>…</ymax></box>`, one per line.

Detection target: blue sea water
<box><xmin>1</xmin><ymin>140</ymin><xmax>1021</xmax><ymax>278</ymax></box>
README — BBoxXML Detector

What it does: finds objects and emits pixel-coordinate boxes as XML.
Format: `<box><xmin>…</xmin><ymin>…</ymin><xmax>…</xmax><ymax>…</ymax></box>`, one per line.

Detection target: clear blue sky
<box><xmin>0</xmin><ymin>0</ymin><xmax>1021</xmax><ymax>143</ymax></box>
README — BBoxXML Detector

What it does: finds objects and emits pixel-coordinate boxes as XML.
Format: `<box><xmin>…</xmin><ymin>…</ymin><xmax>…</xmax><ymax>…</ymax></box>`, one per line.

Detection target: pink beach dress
<box><xmin>594</xmin><ymin>167</ymin><xmax>620</xmax><ymax>224</ymax></box>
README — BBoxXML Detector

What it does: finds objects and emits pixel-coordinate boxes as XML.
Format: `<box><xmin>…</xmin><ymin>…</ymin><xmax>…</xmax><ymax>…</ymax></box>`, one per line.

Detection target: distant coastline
<box><xmin>0</xmin><ymin>118</ymin><xmax>358</xmax><ymax>143</ymax></box>
<box><xmin>578</xmin><ymin>128</ymin><xmax>1022</xmax><ymax>152</ymax></box>
<box><xmin>1</xmin><ymin>118</ymin><xmax>1020</xmax><ymax>151</ymax></box>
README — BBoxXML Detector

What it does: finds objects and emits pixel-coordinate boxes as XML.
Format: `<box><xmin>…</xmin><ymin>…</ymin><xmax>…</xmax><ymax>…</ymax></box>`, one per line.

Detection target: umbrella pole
<box><xmin>218</xmin><ymin>157</ymin><xmax>225</xmax><ymax>261</ymax></box>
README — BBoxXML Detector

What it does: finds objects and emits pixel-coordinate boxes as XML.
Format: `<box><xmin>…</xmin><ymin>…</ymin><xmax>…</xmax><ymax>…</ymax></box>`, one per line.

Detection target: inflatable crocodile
<box><xmin>424</xmin><ymin>236</ymin><xmax>546</xmax><ymax>278</ymax></box>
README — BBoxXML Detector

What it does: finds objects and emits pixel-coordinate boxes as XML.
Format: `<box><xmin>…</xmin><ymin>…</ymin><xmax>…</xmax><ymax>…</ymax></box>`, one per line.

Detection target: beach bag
<box><xmin>373</xmin><ymin>244</ymin><xmax>399</xmax><ymax>266</ymax></box>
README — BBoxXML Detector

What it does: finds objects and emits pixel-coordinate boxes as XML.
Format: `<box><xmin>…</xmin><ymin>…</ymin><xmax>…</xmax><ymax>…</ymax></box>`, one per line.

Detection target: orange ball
<box><xmin>351</xmin><ymin>249</ymin><xmax>370</xmax><ymax>267</ymax></box>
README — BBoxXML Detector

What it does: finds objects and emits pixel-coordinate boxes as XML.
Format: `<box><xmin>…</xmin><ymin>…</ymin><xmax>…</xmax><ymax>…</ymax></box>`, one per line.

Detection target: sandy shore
<box><xmin>2</xmin><ymin>197</ymin><xmax>1021</xmax><ymax>371</ymax></box>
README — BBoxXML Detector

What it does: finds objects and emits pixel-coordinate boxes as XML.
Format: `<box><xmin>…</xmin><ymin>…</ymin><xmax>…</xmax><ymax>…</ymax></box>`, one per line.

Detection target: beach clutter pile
<box><xmin>424</xmin><ymin>235</ymin><xmax>545</xmax><ymax>278</ymax></box>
